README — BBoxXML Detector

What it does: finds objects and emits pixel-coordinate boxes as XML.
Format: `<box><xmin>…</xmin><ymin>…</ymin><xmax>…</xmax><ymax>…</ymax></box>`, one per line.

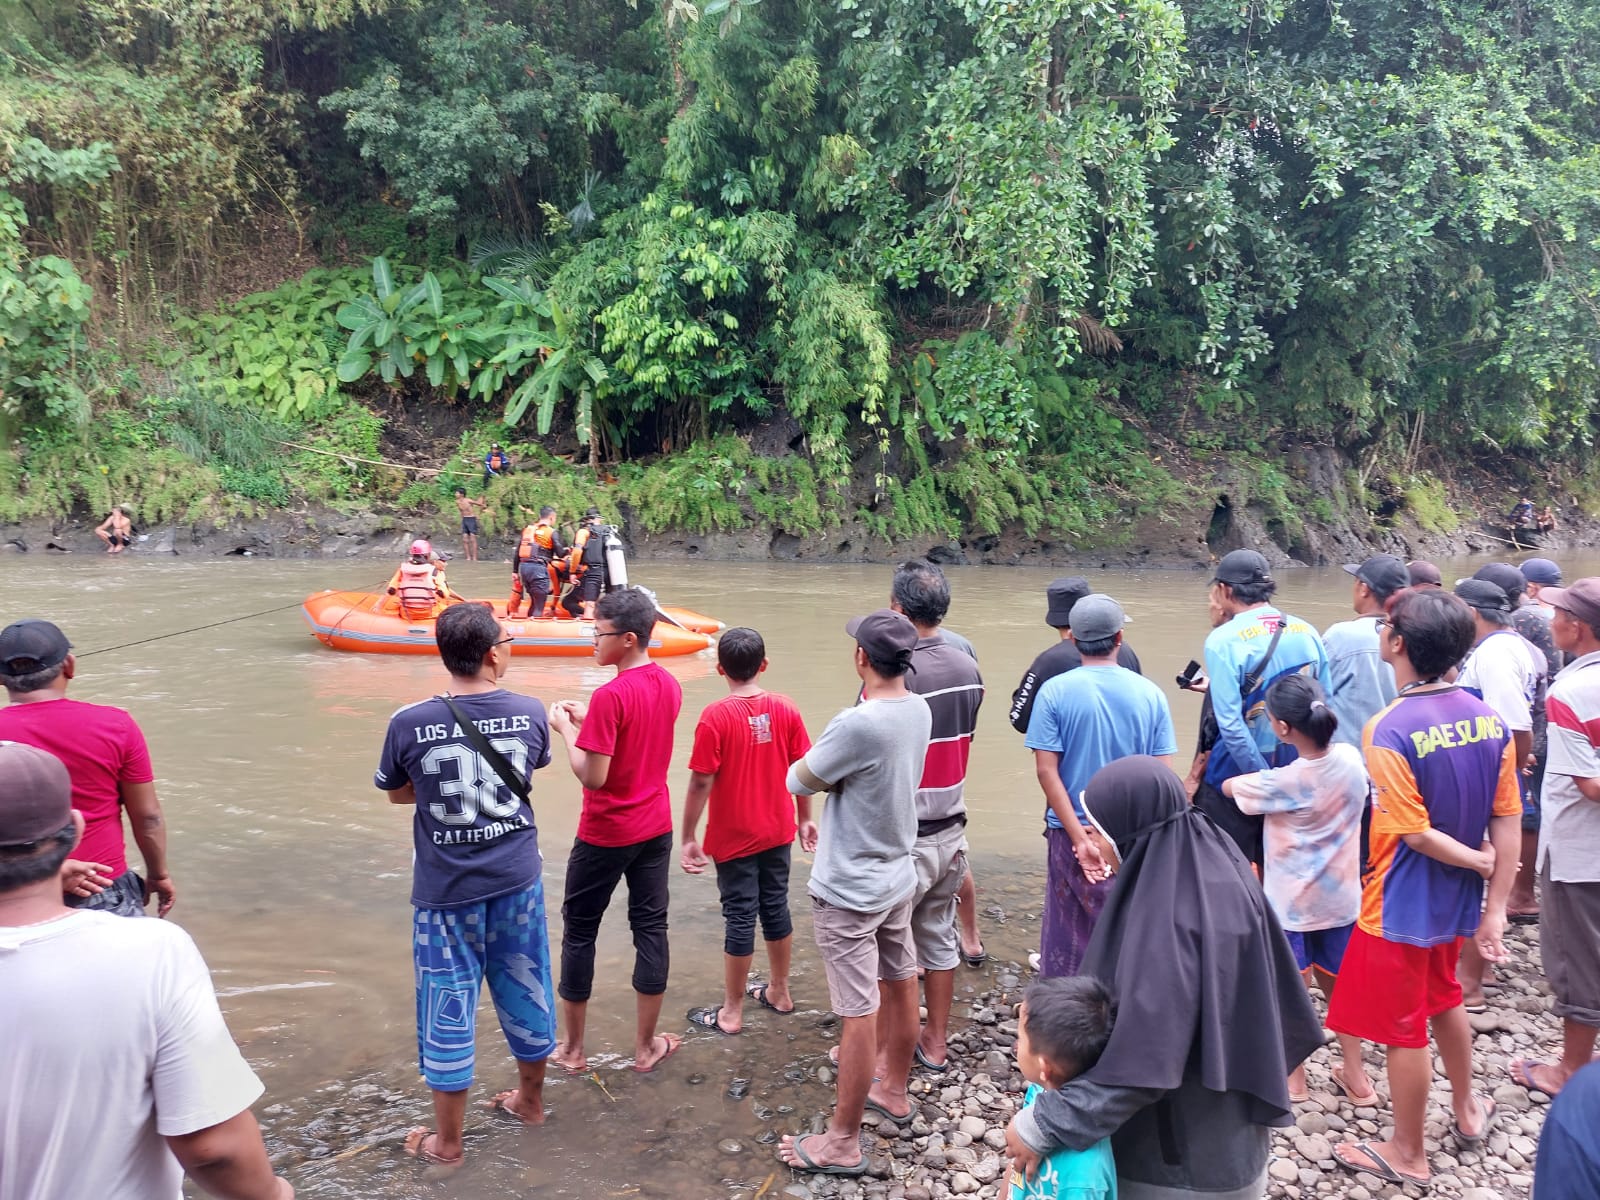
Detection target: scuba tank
<box><xmin>603</xmin><ymin>525</ymin><xmax>628</xmax><ymax>588</ymax></box>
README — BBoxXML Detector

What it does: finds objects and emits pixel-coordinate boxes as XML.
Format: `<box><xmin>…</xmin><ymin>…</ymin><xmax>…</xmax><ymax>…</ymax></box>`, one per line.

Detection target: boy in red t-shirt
<box><xmin>681</xmin><ymin>628</ymin><xmax>815</xmax><ymax>1035</ymax></box>
<box><xmin>549</xmin><ymin>587</ymin><xmax>684</xmax><ymax>1074</ymax></box>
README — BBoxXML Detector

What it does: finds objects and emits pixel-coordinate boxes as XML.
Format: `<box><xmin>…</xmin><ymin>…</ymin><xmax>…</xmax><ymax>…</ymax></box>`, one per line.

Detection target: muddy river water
<box><xmin>6</xmin><ymin>551</ymin><xmax>1586</xmax><ymax>1197</ymax></box>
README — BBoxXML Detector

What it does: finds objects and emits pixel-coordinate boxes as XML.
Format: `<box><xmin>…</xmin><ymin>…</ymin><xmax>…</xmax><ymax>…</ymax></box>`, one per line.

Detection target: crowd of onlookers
<box><xmin>1</xmin><ymin>550</ymin><xmax>1597</xmax><ymax>1200</ymax></box>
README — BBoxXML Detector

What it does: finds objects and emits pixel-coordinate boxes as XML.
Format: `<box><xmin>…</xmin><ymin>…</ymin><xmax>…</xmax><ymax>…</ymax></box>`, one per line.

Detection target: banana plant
<box><xmin>335</xmin><ymin>256</ymin><xmax>445</xmax><ymax>384</ymax></box>
<box><xmin>493</xmin><ymin>285</ymin><xmax>607</xmax><ymax>442</ymax></box>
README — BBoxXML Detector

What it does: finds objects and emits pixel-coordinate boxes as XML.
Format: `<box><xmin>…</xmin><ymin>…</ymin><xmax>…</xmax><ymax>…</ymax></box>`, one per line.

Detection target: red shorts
<box><xmin>1326</xmin><ymin>927</ymin><xmax>1463</xmax><ymax>1049</ymax></box>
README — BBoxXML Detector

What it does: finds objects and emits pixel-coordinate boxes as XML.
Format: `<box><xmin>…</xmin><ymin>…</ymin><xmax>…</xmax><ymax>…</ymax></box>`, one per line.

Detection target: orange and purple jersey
<box><xmin>1359</xmin><ymin>687</ymin><xmax>1521</xmax><ymax>947</ymax></box>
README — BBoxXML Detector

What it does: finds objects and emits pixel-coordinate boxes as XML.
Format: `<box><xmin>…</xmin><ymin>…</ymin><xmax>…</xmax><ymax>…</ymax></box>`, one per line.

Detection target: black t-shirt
<box><xmin>1009</xmin><ymin>639</ymin><xmax>1142</xmax><ymax>733</ymax></box>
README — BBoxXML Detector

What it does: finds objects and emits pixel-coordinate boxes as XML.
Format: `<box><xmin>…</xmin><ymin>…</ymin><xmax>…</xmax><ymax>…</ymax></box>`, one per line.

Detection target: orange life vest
<box><xmin>519</xmin><ymin>520</ymin><xmax>558</xmax><ymax>563</ymax></box>
<box><xmin>397</xmin><ymin>561</ymin><xmax>440</xmax><ymax>614</ymax></box>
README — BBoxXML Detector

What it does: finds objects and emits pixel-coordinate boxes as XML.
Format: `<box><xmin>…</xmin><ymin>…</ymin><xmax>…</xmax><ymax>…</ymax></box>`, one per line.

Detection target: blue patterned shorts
<box><xmin>414</xmin><ymin>880</ymin><xmax>556</xmax><ymax>1091</ymax></box>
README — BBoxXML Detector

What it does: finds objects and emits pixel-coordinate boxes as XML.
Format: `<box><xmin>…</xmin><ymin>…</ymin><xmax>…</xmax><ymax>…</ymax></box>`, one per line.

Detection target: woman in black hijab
<box><xmin>1007</xmin><ymin>757</ymin><xmax>1323</xmax><ymax>1200</ymax></box>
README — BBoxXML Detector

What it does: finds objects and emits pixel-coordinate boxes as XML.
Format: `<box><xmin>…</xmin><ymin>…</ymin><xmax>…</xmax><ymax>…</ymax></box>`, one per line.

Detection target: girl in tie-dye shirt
<box><xmin>1224</xmin><ymin>674</ymin><xmax>1375</xmax><ymax>1105</ymax></box>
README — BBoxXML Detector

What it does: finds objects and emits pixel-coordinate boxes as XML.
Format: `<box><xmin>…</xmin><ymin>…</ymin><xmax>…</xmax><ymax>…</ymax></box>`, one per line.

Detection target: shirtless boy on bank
<box><xmin>454</xmin><ymin>489</ymin><xmax>488</xmax><ymax>561</ymax></box>
<box><xmin>95</xmin><ymin>507</ymin><xmax>133</xmax><ymax>554</ymax></box>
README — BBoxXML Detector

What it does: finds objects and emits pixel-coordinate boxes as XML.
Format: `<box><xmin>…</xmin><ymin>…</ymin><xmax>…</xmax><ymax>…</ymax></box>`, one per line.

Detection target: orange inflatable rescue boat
<box><xmin>301</xmin><ymin>591</ymin><xmax>721</xmax><ymax>657</ymax></box>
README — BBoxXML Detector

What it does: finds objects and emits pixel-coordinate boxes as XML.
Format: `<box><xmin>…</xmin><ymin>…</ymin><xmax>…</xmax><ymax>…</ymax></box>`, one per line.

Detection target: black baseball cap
<box><xmin>1342</xmin><ymin>554</ymin><xmax>1409</xmax><ymax>598</ymax></box>
<box><xmin>1472</xmin><ymin>562</ymin><xmax>1527</xmax><ymax>603</ymax></box>
<box><xmin>1213</xmin><ymin>549</ymin><xmax>1272</xmax><ymax>587</ymax></box>
<box><xmin>0</xmin><ymin>620</ymin><xmax>72</xmax><ymax>681</ymax></box>
<box><xmin>845</xmin><ymin>609</ymin><xmax>918</xmax><ymax>669</ymax></box>
<box><xmin>1454</xmin><ymin>578</ymin><xmax>1511</xmax><ymax>613</ymax></box>
<box><xmin>1045</xmin><ymin>576</ymin><xmax>1092</xmax><ymax>627</ymax></box>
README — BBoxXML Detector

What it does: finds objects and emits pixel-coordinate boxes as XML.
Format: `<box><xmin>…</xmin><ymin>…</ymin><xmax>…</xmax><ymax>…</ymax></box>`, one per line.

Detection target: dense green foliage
<box><xmin>3</xmin><ymin>0</ymin><xmax>1599</xmax><ymax>540</ymax></box>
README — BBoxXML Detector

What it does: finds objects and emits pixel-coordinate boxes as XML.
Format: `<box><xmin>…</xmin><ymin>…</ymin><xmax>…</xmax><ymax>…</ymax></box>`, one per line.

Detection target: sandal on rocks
<box><xmin>1334</xmin><ymin>1142</ymin><xmax>1430</xmax><ymax>1188</ymax></box>
<box><xmin>1331</xmin><ymin>1070</ymin><xmax>1380</xmax><ymax>1107</ymax></box>
<box><xmin>1450</xmin><ymin>1096</ymin><xmax>1498</xmax><ymax>1149</ymax></box>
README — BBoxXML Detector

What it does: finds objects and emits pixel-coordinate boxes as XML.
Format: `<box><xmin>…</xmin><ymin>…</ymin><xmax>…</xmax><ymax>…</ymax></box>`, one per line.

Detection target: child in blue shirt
<box><xmin>1011</xmin><ymin>977</ymin><xmax>1118</xmax><ymax>1200</ymax></box>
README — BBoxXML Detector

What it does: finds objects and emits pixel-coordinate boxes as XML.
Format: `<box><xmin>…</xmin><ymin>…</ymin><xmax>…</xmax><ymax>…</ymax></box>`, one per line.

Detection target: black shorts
<box><xmin>715</xmin><ymin>844</ymin><xmax>794</xmax><ymax>957</ymax></box>
<box><xmin>461</xmin><ymin>516</ymin><xmax>479</xmax><ymax>535</ymax></box>
<box><xmin>576</xmin><ymin>569</ymin><xmax>603</xmax><ymax>602</ymax></box>
<box><xmin>108</xmin><ymin>533</ymin><xmax>130</xmax><ymax>548</ymax></box>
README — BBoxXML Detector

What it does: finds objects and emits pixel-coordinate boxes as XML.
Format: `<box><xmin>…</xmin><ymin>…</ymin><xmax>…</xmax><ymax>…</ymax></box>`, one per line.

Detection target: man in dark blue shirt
<box><xmin>1534</xmin><ymin>1061</ymin><xmax>1600</xmax><ymax>1199</ymax></box>
<box><xmin>375</xmin><ymin>602</ymin><xmax>553</xmax><ymax>1167</ymax></box>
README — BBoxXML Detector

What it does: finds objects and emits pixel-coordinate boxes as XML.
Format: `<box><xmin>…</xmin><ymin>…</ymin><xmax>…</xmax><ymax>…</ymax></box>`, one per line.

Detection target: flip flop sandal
<box><xmin>1450</xmin><ymin>1097</ymin><xmax>1499</xmax><ymax>1149</ymax></box>
<box><xmin>1334</xmin><ymin>1142</ymin><xmax>1430</xmax><ymax>1188</ymax></box>
<box><xmin>747</xmin><ymin>982</ymin><xmax>795</xmax><ymax>1014</ymax></box>
<box><xmin>1331</xmin><ymin>1071</ymin><xmax>1380</xmax><ymax>1108</ymax></box>
<box><xmin>863</xmin><ymin>1097</ymin><xmax>914</xmax><ymax>1126</ymax></box>
<box><xmin>914</xmin><ymin>1045</ymin><xmax>949</xmax><ymax>1074</ymax></box>
<box><xmin>1510</xmin><ymin>1058</ymin><xmax>1560</xmax><ymax>1096</ymax></box>
<box><xmin>1464</xmin><ymin>1002</ymin><xmax>1488</xmax><ymax>1014</ymax></box>
<box><xmin>486</xmin><ymin>1090</ymin><xmax>543</xmax><ymax>1124</ymax></box>
<box><xmin>962</xmin><ymin>945</ymin><xmax>988</xmax><ymax>968</ymax></box>
<box><xmin>783</xmin><ymin>1134</ymin><xmax>866</xmax><ymax>1177</ymax></box>
<box><xmin>1507</xmin><ymin>911</ymin><xmax>1540</xmax><ymax>925</ymax></box>
<box><xmin>687</xmin><ymin>1006</ymin><xmax>737</xmax><ymax>1035</ymax></box>
<box><xmin>403</xmin><ymin>1128</ymin><xmax>464</xmax><ymax>1166</ymax></box>
<box><xmin>633</xmin><ymin>1032</ymin><xmax>683</xmax><ymax>1072</ymax></box>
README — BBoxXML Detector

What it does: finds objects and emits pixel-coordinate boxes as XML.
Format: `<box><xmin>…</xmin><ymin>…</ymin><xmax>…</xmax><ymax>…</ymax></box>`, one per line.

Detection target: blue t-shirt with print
<box><xmin>1202</xmin><ymin>606</ymin><xmax>1331</xmax><ymax>787</ymax></box>
<box><xmin>1010</xmin><ymin>1084</ymin><xmax>1117</xmax><ymax>1199</ymax></box>
<box><xmin>1025</xmin><ymin>665</ymin><xmax>1177</xmax><ymax>828</ymax></box>
<box><xmin>375</xmin><ymin>689</ymin><xmax>551</xmax><ymax>908</ymax></box>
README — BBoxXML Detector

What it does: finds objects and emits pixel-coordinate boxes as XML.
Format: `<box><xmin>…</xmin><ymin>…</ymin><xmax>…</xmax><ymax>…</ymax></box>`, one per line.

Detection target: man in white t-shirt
<box><xmin>1454</xmin><ymin>579</ymin><xmax>1545</xmax><ymax>1010</ymax></box>
<box><xmin>0</xmin><ymin>741</ymin><xmax>289</xmax><ymax>1200</ymax></box>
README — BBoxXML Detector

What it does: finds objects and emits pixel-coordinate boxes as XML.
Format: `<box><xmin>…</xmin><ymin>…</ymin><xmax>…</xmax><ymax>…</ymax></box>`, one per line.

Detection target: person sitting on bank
<box><xmin>1510</xmin><ymin>496</ymin><xmax>1536</xmax><ymax>527</ymax></box>
<box><xmin>95</xmin><ymin>506</ymin><xmax>133</xmax><ymax>554</ymax></box>
<box><xmin>483</xmin><ymin>443</ymin><xmax>513</xmax><ymax>485</ymax></box>
<box><xmin>1538</xmin><ymin>505</ymin><xmax>1558</xmax><ymax>535</ymax></box>
<box><xmin>387</xmin><ymin>540</ymin><xmax>450</xmax><ymax>619</ymax></box>
<box><xmin>509</xmin><ymin>507</ymin><xmax>567</xmax><ymax>620</ymax></box>
<box><xmin>567</xmin><ymin>509</ymin><xmax>608</xmax><ymax>621</ymax></box>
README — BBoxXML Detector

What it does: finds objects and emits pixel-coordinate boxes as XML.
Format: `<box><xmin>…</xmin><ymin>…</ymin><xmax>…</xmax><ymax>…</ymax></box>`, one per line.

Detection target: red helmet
<box><xmin>410</xmin><ymin>539</ymin><xmax>432</xmax><ymax>558</ymax></box>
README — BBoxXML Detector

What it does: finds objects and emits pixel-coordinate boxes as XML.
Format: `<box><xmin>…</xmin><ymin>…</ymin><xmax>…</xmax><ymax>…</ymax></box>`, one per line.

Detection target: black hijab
<box><xmin>1078</xmin><ymin>756</ymin><xmax>1323</xmax><ymax>1126</ymax></box>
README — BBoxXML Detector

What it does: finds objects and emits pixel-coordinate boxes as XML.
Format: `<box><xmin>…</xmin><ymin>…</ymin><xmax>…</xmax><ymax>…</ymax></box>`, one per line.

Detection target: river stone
<box><xmin>1295</xmin><ymin>1112</ymin><xmax>1330</xmax><ymax>1136</ymax></box>
<box><xmin>903</xmin><ymin>1189</ymin><xmax>932</xmax><ymax>1200</ymax></box>
<box><xmin>984</xmin><ymin>1051</ymin><xmax>1010</xmax><ymax>1073</ymax></box>
<box><xmin>817</xmin><ymin>1066</ymin><xmax>833</xmax><ymax>1085</ymax></box>
<box><xmin>948</xmin><ymin>1172</ymin><xmax>978</xmax><ymax>1194</ymax></box>
<box><xmin>1269</xmin><ymin>1158</ymin><xmax>1301</xmax><ymax>1184</ymax></box>
<box><xmin>1492</xmin><ymin>1083</ymin><xmax>1534</xmax><ymax>1111</ymax></box>
<box><xmin>958</xmin><ymin>1115</ymin><xmax>987</xmax><ymax>1139</ymax></box>
<box><xmin>1293</xmin><ymin>1133</ymin><xmax>1332</xmax><ymax>1162</ymax></box>
<box><xmin>969</xmin><ymin>1154</ymin><xmax>1002</xmax><ymax>1184</ymax></box>
<box><xmin>717</xmin><ymin>1138</ymin><xmax>743</xmax><ymax>1155</ymax></box>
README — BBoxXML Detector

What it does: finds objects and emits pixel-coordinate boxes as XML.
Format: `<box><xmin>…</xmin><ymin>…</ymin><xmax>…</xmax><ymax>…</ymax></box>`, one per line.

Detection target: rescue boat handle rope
<box><xmin>77</xmin><ymin>578</ymin><xmax>392</xmax><ymax>659</ymax></box>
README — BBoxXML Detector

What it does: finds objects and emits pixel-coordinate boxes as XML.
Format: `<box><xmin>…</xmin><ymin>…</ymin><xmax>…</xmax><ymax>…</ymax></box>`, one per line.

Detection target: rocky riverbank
<box><xmin>757</xmin><ymin>923</ymin><xmax>1555</xmax><ymax>1200</ymax></box>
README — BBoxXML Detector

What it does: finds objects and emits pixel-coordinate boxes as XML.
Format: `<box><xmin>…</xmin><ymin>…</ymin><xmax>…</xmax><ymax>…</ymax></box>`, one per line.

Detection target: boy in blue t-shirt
<box><xmin>1011</xmin><ymin>977</ymin><xmax>1118</xmax><ymax>1200</ymax></box>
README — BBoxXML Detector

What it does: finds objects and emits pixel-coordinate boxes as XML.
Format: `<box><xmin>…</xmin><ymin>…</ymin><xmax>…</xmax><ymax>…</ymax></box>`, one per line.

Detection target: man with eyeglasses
<box><xmin>374</xmin><ymin>602</ymin><xmax>555</xmax><ymax>1167</ymax></box>
<box><xmin>548</xmin><ymin>586</ymin><xmax>684</xmax><ymax>1075</ymax></box>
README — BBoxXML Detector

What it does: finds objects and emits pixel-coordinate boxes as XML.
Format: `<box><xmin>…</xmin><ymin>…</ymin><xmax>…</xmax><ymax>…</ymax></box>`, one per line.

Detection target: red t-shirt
<box><xmin>688</xmin><ymin>691</ymin><xmax>812</xmax><ymax>862</ymax></box>
<box><xmin>0</xmin><ymin>697</ymin><xmax>155</xmax><ymax>876</ymax></box>
<box><xmin>575</xmin><ymin>662</ymin><xmax>682</xmax><ymax>847</ymax></box>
